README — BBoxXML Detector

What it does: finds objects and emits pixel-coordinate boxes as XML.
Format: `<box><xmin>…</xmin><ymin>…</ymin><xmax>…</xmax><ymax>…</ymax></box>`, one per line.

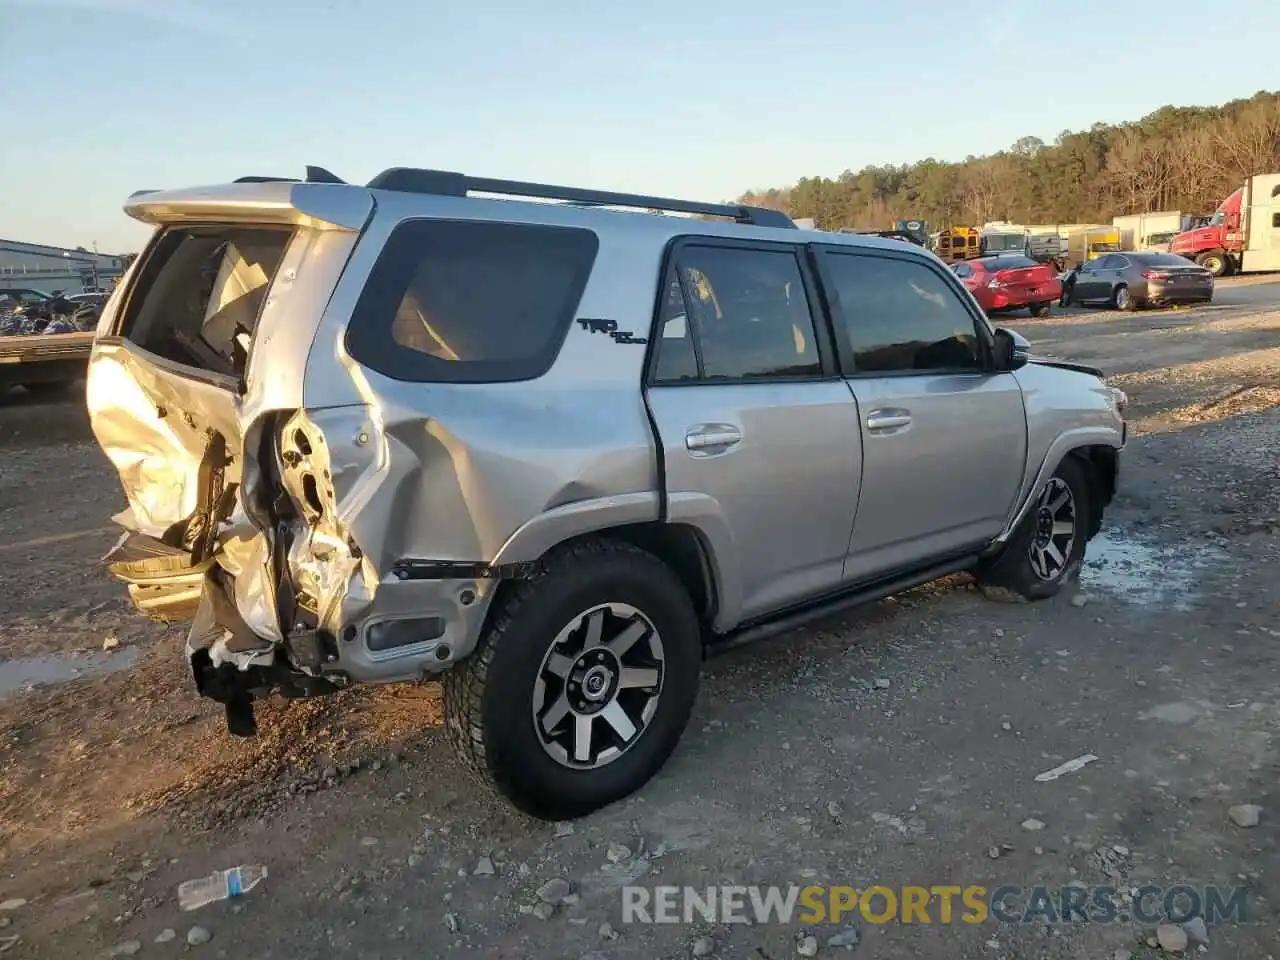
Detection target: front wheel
<box><xmin>976</xmin><ymin>457</ymin><xmax>1091</xmax><ymax>601</ymax></box>
<box><xmin>1113</xmin><ymin>285</ymin><xmax>1136</xmax><ymax>311</ymax></box>
<box><xmin>1196</xmin><ymin>251</ymin><xmax>1229</xmax><ymax>278</ymax></box>
<box><xmin>442</xmin><ymin>538</ymin><xmax>701</xmax><ymax>820</ymax></box>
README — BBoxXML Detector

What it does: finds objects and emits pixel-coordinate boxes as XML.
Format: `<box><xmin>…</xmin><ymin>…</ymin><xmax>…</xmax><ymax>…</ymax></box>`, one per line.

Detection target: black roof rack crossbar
<box><xmin>364</xmin><ymin>167</ymin><xmax>795</xmax><ymax>228</ymax></box>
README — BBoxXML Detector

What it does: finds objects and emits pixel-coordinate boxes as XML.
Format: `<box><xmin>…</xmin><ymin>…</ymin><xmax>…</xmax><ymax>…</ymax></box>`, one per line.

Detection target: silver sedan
<box><xmin>1067</xmin><ymin>252</ymin><xmax>1213</xmax><ymax>310</ymax></box>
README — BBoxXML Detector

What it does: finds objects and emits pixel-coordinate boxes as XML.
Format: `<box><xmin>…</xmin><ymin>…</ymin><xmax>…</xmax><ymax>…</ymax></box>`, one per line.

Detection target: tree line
<box><xmin>739</xmin><ymin>90</ymin><xmax>1280</xmax><ymax>230</ymax></box>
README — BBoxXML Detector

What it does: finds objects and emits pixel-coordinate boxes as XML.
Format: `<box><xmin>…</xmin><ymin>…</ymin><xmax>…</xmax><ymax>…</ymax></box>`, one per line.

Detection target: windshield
<box><xmin>983</xmin><ymin>234</ymin><xmax>1024</xmax><ymax>251</ymax></box>
<box><xmin>1207</xmin><ymin>211</ymin><xmax>1225</xmax><ymax>227</ymax></box>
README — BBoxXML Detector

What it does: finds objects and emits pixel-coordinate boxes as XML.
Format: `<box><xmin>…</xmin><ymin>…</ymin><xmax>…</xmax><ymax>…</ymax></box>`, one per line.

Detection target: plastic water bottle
<box><xmin>177</xmin><ymin>865</ymin><xmax>268</xmax><ymax>911</ymax></box>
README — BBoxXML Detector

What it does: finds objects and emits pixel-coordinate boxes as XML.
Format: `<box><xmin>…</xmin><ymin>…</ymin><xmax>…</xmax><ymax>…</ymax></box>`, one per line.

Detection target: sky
<box><xmin>2</xmin><ymin>0</ymin><xmax>1278</xmax><ymax>253</ymax></box>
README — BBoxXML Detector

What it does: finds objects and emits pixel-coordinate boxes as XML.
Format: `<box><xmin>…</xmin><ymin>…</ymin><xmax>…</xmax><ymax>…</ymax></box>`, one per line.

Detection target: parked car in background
<box><xmin>1067</xmin><ymin>252</ymin><xmax>1213</xmax><ymax>310</ymax></box>
<box><xmin>949</xmin><ymin>255</ymin><xmax>1063</xmax><ymax>317</ymax></box>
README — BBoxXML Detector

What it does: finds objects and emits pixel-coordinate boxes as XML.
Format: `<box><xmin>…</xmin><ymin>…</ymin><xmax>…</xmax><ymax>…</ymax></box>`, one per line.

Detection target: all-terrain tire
<box><xmin>976</xmin><ymin>456</ymin><xmax>1092</xmax><ymax>601</ymax></box>
<box><xmin>442</xmin><ymin>538</ymin><xmax>701</xmax><ymax>821</ymax></box>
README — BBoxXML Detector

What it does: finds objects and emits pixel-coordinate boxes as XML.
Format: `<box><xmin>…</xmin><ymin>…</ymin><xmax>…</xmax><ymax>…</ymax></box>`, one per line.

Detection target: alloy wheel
<box><xmin>1028</xmin><ymin>478</ymin><xmax>1077</xmax><ymax>581</ymax></box>
<box><xmin>532</xmin><ymin>603</ymin><xmax>665</xmax><ymax>769</ymax></box>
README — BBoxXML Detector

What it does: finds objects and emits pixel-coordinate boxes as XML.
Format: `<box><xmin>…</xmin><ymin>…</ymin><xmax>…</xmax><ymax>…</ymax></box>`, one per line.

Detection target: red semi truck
<box><xmin>1170</xmin><ymin>173</ymin><xmax>1280</xmax><ymax>276</ymax></box>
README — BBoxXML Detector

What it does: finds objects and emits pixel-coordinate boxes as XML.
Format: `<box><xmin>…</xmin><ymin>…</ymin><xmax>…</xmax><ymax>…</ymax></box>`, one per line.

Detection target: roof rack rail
<box><xmin>364</xmin><ymin>167</ymin><xmax>795</xmax><ymax>229</ymax></box>
<box><xmin>233</xmin><ymin>166</ymin><xmax>346</xmax><ymax>185</ymax></box>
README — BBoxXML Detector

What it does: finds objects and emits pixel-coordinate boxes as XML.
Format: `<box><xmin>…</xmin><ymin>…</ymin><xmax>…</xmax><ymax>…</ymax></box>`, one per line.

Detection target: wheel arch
<box><xmin>994</xmin><ymin>431</ymin><xmax>1122</xmax><ymax>548</ymax></box>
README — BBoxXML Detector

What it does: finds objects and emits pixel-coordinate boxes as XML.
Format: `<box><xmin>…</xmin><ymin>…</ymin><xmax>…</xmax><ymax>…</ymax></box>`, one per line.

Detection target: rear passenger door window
<box><xmin>345</xmin><ymin>220</ymin><xmax>598</xmax><ymax>383</ymax></box>
<box><xmin>652</xmin><ymin>244</ymin><xmax>823</xmax><ymax>383</ymax></box>
<box><xmin>818</xmin><ymin>251</ymin><xmax>985</xmax><ymax>373</ymax></box>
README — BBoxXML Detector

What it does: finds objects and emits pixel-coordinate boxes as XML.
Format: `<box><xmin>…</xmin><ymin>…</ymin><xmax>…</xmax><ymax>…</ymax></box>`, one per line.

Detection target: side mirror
<box><xmin>992</xmin><ymin>327</ymin><xmax>1030</xmax><ymax>371</ymax></box>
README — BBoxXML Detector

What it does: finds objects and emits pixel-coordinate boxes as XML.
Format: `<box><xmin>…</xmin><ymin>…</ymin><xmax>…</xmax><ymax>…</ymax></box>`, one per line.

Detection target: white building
<box><xmin>0</xmin><ymin>239</ymin><xmax>129</xmax><ymax>295</ymax></box>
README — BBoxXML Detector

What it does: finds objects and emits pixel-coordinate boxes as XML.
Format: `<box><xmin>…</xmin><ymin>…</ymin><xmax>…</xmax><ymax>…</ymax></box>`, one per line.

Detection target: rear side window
<box><xmin>117</xmin><ymin>225</ymin><xmax>292</xmax><ymax>379</ymax></box>
<box><xmin>345</xmin><ymin>220</ymin><xmax>598</xmax><ymax>383</ymax></box>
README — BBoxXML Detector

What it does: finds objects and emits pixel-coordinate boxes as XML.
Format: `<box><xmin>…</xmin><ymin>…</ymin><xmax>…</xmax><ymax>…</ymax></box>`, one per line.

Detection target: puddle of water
<box><xmin>0</xmin><ymin>647</ymin><xmax>140</xmax><ymax>701</ymax></box>
<box><xmin>1081</xmin><ymin>529</ymin><xmax>1224</xmax><ymax>610</ymax></box>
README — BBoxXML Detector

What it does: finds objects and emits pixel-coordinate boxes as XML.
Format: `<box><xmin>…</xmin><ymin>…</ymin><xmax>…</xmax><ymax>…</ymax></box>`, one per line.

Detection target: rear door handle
<box><xmin>685</xmin><ymin>424</ymin><xmax>742</xmax><ymax>453</ymax></box>
<box><xmin>866</xmin><ymin>410</ymin><xmax>912</xmax><ymax>432</ymax></box>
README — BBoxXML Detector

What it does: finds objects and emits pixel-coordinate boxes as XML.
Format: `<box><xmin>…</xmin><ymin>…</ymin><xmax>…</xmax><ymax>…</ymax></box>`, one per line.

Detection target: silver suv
<box><xmin>87</xmin><ymin>166</ymin><xmax>1126</xmax><ymax>819</ymax></box>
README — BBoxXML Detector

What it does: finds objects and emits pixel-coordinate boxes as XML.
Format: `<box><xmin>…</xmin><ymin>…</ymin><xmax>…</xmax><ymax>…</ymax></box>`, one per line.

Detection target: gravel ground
<box><xmin>1</xmin><ymin>279</ymin><xmax>1278</xmax><ymax>959</ymax></box>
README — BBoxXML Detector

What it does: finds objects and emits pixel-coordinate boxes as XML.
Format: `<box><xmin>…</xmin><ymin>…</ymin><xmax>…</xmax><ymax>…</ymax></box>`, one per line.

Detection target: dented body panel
<box><xmin>89</xmin><ymin>175</ymin><xmax>1125</xmax><ymax>735</ymax></box>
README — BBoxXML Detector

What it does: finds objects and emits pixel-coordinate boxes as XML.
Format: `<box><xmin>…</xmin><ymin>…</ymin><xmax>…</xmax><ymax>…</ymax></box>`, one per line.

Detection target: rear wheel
<box><xmin>1113</xmin><ymin>285</ymin><xmax>1135</xmax><ymax>311</ymax></box>
<box><xmin>1029</xmin><ymin>302</ymin><xmax>1051</xmax><ymax>318</ymax></box>
<box><xmin>976</xmin><ymin>457</ymin><xmax>1091</xmax><ymax>601</ymax></box>
<box><xmin>442</xmin><ymin>538</ymin><xmax>701</xmax><ymax>820</ymax></box>
<box><xmin>1196</xmin><ymin>251</ymin><xmax>1229</xmax><ymax>278</ymax></box>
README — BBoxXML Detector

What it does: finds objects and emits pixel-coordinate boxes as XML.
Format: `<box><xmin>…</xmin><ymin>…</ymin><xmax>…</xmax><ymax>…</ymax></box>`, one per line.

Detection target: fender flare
<box><xmin>992</xmin><ymin>426</ymin><xmax>1124</xmax><ymax>547</ymax></box>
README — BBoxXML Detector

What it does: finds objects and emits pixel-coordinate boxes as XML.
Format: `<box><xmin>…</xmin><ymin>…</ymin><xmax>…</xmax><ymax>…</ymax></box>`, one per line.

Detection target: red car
<box><xmin>950</xmin><ymin>255</ymin><xmax>1063</xmax><ymax>317</ymax></box>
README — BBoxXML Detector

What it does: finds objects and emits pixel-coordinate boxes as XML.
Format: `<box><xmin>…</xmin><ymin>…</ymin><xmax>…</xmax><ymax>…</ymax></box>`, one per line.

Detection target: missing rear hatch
<box><xmin>114</xmin><ymin>225</ymin><xmax>294</xmax><ymax>381</ymax></box>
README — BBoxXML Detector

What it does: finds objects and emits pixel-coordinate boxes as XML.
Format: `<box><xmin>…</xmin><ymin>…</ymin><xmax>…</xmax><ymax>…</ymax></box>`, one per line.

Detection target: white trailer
<box><xmin>1112</xmin><ymin>212</ymin><xmax>1194</xmax><ymax>252</ymax></box>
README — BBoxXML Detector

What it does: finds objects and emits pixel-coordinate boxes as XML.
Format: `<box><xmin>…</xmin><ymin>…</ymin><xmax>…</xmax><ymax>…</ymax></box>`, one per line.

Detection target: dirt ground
<box><xmin>1</xmin><ymin>279</ymin><xmax>1278</xmax><ymax>959</ymax></box>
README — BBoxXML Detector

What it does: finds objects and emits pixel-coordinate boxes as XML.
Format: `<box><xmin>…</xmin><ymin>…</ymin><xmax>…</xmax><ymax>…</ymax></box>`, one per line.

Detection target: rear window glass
<box><xmin>117</xmin><ymin>226</ymin><xmax>292</xmax><ymax>379</ymax></box>
<box><xmin>978</xmin><ymin>255</ymin><xmax>1038</xmax><ymax>270</ymax></box>
<box><xmin>1134</xmin><ymin>253</ymin><xmax>1194</xmax><ymax>267</ymax></box>
<box><xmin>345</xmin><ymin>220</ymin><xmax>598</xmax><ymax>383</ymax></box>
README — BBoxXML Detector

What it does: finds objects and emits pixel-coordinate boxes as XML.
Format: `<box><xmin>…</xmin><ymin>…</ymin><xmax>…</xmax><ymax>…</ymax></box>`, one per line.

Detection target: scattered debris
<box><xmin>1156</xmin><ymin>922</ymin><xmax>1188</xmax><ymax>952</ymax></box>
<box><xmin>0</xmin><ymin>935</ymin><xmax>17</xmax><ymax>954</ymax></box>
<box><xmin>474</xmin><ymin>856</ymin><xmax>496</xmax><ymax>877</ymax></box>
<box><xmin>605</xmin><ymin>842</ymin><xmax>632</xmax><ymax>864</ymax></box>
<box><xmin>874</xmin><ymin>678</ymin><xmax>891</xmax><ymax>689</ymax></box>
<box><xmin>797</xmin><ymin>933</ymin><xmax>819</xmax><ymax>956</ymax></box>
<box><xmin>443</xmin><ymin>912</ymin><xmax>460</xmax><ymax>933</ymax></box>
<box><xmin>536</xmin><ymin>878</ymin><xmax>573</xmax><ymax>905</ymax></box>
<box><xmin>691</xmin><ymin>935</ymin><xmax>716</xmax><ymax>957</ymax></box>
<box><xmin>827</xmin><ymin>800</ymin><xmax>843</xmax><ymax>819</ymax></box>
<box><xmin>1070</xmin><ymin>593</ymin><xmax>1089</xmax><ymax>608</ymax></box>
<box><xmin>0</xmin><ymin>902</ymin><xmax>24</xmax><ymax>913</ymax></box>
<box><xmin>1034</xmin><ymin>754</ymin><xmax>1099</xmax><ymax>782</ymax></box>
<box><xmin>360</xmin><ymin>837</ymin><xmax>380</xmax><ymax>847</ymax></box>
<box><xmin>532</xmin><ymin>902</ymin><xmax>556</xmax><ymax>920</ymax></box>
<box><xmin>827</xmin><ymin>926</ymin><xmax>861</xmax><ymax>950</ymax></box>
<box><xmin>1000</xmin><ymin>721</ymin><xmax>1013</xmax><ymax>731</ymax></box>
<box><xmin>553</xmin><ymin>821</ymin><xmax>575</xmax><ymax>839</ymax></box>
<box><xmin>154</xmin><ymin>929</ymin><xmax>176</xmax><ymax>943</ymax></box>
<box><xmin>102</xmin><ymin>636</ymin><xmax>121</xmax><ymax>652</ymax></box>
<box><xmin>104</xmin><ymin>941</ymin><xmax>142</xmax><ymax>957</ymax></box>
<box><xmin>1112</xmin><ymin>950</ymin><xmax>1131</xmax><ymax>960</ymax></box>
<box><xmin>987</xmin><ymin>846</ymin><xmax>1001</xmax><ymax>859</ymax></box>
<box><xmin>186</xmin><ymin>926</ymin><xmax>212</xmax><ymax>946</ymax></box>
<box><xmin>598</xmin><ymin>921</ymin><xmax>617</xmax><ymax>940</ymax></box>
<box><xmin>1228</xmin><ymin>804</ymin><xmax>1262</xmax><ymax>827</ymax></box>
<box><xmin>1021</xmin><ymin>818</ymin><xmax>1046</xmax><ymax>832</ymax></box>
<box><xmin>1184</xmin><ymin>915</ymin><xmax>1209</xmax><ymax>946</ymax></box>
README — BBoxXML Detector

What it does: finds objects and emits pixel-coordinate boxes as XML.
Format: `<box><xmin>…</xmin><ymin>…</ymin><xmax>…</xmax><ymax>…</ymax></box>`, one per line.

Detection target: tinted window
<box><xmin>1133</xmin><ymin>253</ymin><xmax>1194</xmax><ymax>267</ymax></box>
<box><xmin>951</xmin><ymin>262</ymin><xmax>973</xmax><ymax>278</ymax></box>
<box><xmin>346</xmin><ymin>220</ymin><xmax>598</xmax><ymax>383</ymax></box>
<box><xmin>659</xmin><ymin>245</ymin><xmax>821</xmax><ymax>381</ymax></box>
<box><xmin>977</xmin><ymin>255</ymin><xmax>1038</xmax><ymax>270</ymax></box>
<box><xmin>651</xmin><ymin>276</ymin><xmax>699</xmax><ymax>382</ymax></box>
<box><xmin>823</xmin><ymin>253</ymin><xmax>983</xmax><ymax>374</ymax></box>
<box><xmin>118</xmin><ymin>226</ymin><xmax>292</xmax><ymax>379</ymax></box>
